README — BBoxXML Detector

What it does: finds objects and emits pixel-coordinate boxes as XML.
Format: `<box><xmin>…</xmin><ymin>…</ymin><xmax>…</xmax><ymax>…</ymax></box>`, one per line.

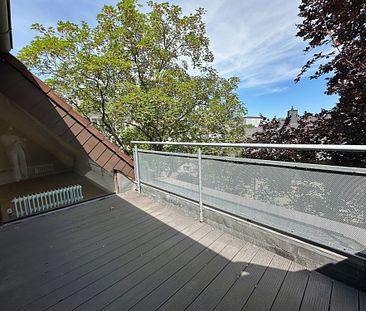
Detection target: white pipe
<box><xmin>0</xmin><ymin>0</ymin><xmax>12</xmax><ymax>52</ymax></box>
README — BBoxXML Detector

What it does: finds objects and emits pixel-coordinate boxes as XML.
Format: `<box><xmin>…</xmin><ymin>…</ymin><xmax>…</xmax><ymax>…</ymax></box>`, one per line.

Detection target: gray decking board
<box><xmin>103</xmin><ymin>229</ymin><xmax>224</xmax><ymax>310</ymax></box>
<box><xmin>0</xmin><ymin>196</ymin><xmax>156</xmax><ymax>262</ymax></box>
<box><xmin>1</xmin><ymin>201</ymin><xmax>174</xmax><ymax>290</ymax></box>
<box><xmin>129</xmin><ymin>233</ymin><xmax>232</xmax><ymax>311</ymax></box>
<box><xmin>242</xmin><ymin>254</ymin><xmax>292</xmax><ymax>311</ymax></box>
<box><xmin>5</xmin><ymin>194</ymin><xmax>152</xmax><ymax>244</ymax></box>
<box><xmin>1</xmin><ymin>195</ymin><xmax>135</xmax><ymax>239</ymax></box>
<box><xmin>43</xmin><ymin>222</ymin><xmax>204</xmax><ymax>311</ymax></box>
<box><xmin>329</xmin><ymin>281</ymin><xmax>359</xmax><ymax>311</ymax></box>
<box><xmin>19</xmin><ymin>215</ymin><xmax>183</xmax><ymax>310</ymax></box>
<box><xmin>73</xmin><ymin>224</ymin><xmax>212</xmax><ymax>311</ymax></box>
<box><xmin>2</xmin><ymin>197</ymin><xmax>181</xmax><ymax>310</ymax></box>
<box><xmin>27</xmin><ymin>221</ymin><xmax>204</xmax><ymax>311</ymax></box>
<box><xmin>270</xmin><ymin>262</ymin><xmax>310</xmax><ymax>311</ymax></box>
<box><xmin>299</xmin><ymin>271</ymin><xmax>333</xmax><ymax>311</ymax></box>
<box><xmin>2</xmin><ymin>203</ymin><xmax>168</xmax><ymax>270</ymax></box>
<box><xmin>18</xmin><ymin>215</ymin><xmax>198</xmax><ymax>311</ymax></box>
<box><xmin>159</xmin><ymin>238</ymin><xmax>245</xmax><ymax>310</ymax></box>
<box><xmin>7</xmin><ymin>196</ymin><xmax>155</xmax><ymax>245</ymax></box>
<box><xmin>360</xmin><ymin>291</ymin><xmax>366</xmax><ymax>311</ymax></box>
<box><xmin>185</xmin><ymin>241</ymin><xmax>259</xmax><ymax>311</ymax></box>
<box><xmin>214</xmin><ymin>248</ymin><xmax>275</xmax><ymax>311</ymax></box>
<box><xmin>0</xmin><ymin>191</ymin><xmax>363</xmax><ymax>311</ymax></box>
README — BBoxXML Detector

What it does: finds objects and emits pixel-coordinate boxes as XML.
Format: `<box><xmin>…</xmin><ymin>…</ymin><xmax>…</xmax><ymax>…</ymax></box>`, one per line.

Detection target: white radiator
<box><xmin>12</xmin><ymin>185</ymin><xmax>83</xmax><ymax>218</ymax></box>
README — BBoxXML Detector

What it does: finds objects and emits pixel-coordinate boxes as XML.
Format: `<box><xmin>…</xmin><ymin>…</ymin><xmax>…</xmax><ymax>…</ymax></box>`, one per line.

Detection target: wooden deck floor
<box><xmin>0</xmin><ymin>191</ymin><xmax>365</xmax><ymax>311</ymax></box>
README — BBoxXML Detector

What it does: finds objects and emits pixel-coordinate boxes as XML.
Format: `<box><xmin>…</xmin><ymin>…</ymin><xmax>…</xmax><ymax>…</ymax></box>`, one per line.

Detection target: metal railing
<box><xmin>131</xmin><ymin>141</ymin><xmax>366</xmax><ymax>151</ymax></box>
<box><xmin>132</xmin><ymin>141</ymin><xmax>366</xmax><ymax>257</ymax></box>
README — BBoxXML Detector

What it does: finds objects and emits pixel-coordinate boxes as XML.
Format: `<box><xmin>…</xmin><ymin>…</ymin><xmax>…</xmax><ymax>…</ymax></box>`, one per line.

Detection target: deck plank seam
<box><xmin>50</xmin><ymin>222</ymin><xmax>206</xmax><ymax>311</ymax></box>
<box><xmin>2</xmin><ymin>208</ymin><xmax>176</xmax><ymax>286</ymax></box>
<box><xmin>211</xmin><ymin>245</ymin><xmax>262</xmax><ymax>311</ymax></box>
<box><xmin>20</xmin><ymin>212</ymin><xmax>183</xmax><ymax>296</ymax></box>
<box><xmin>182</xmin><ymin>240</ymin><xmax>246</xmax><ymax>311</ymax></box>
<box><xmin>14</xmin><ymin>212</ymin><xmax>184</xmax><ymax>308</ymax></box>
<box><xmin>17</xmin><ymin>219</ymin><xmax>200</xmax><ymax>311</ymax></box>
<box><xmin>95</xmin><ymin>225</ymin><xmax>214</xmax><ymax>310</ymax></box>
<box><xmin>240</xmin><ymin>254</ymin><xmax>276</xmax><ymax>311</ymax></box>
<box><xmin>125</xmin><ymin>232</ymin><xmax>226</xmax><ymax>311</ymax></box>
<box><xmin>147</xmin><ymin>233</ymin><xmax>231</xmax><ymax>311</ymax></box>
<box><xmin>296</xmin><ymin>269</ymin><xmax>312</xmax><ymax>311</ymax></box>
<box><xmin>268</xmin><ymin>258</ymin><xmax>293</xmax><ymax>311</ymax></box>
<box><xmin>0</xmin><ymin>200</ymin><xmax>161</xmax><ymax>253</ymax></box>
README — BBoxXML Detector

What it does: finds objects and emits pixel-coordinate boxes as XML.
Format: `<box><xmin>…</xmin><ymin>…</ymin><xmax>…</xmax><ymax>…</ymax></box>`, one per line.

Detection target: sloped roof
<box><xmin>0</xmin><ymin>53</ymin><xmax>134</xmax><ymax>179</ymax></box>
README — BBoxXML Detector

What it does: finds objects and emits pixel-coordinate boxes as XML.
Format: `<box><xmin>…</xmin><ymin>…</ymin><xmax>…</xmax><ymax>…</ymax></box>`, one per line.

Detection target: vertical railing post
<box><xmin>134</xmin><ymin>145</ymin><xmax>141</xmax><ymax>193</ymax></box>
<box><xmin>198</xmin><ymin>148</ymin><xmax>203</xmax><ymax>222</ymax></box>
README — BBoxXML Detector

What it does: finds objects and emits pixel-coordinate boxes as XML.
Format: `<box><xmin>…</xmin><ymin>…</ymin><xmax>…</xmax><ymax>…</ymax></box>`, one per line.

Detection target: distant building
<box><xmin>243</xmin><ymin>116</ymin><xmax>263</xmax><ymax>128</ymax></box>
<box><xmin>244</xmin><ymin>107</ymin><xmax>299</xmax><ymax>138</ymax></box>
<box><xmin>287</xmin><ymin>106</ymin><xmax>299</xmax><ymax>126</ymax></box>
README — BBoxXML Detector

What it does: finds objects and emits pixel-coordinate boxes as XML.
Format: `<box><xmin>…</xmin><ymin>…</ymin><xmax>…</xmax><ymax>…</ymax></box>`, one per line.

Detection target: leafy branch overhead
<box><xmin>295</xmin><ymin>0</ymin><xmax>366</xmax><ymax>104</ymax></box>
<box><xmin>18</xmin><ymin>0</ymin><xmax>247</xmax><ymax>153</ymax></box>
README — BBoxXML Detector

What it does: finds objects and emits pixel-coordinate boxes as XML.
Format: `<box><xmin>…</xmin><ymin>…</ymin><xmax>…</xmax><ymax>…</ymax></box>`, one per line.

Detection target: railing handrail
<box><xmin>131</xmin><ymin>141</ymin><xmax>366</xmax><ymax>152</ymax></box>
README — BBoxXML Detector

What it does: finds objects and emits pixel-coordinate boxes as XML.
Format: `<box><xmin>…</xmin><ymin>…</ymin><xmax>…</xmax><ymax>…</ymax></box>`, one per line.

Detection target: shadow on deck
<box><xmin>0</xmin><ymin>191</ymin><xmax>365</xmax><ymax>311</ymax></box>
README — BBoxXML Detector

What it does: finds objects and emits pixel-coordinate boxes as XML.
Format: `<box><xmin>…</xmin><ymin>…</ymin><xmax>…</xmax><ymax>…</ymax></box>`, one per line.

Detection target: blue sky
<box><xmin>10</xmin><ymin>0</ymin><xmax>338</xmax><ymax>118</ymax></box>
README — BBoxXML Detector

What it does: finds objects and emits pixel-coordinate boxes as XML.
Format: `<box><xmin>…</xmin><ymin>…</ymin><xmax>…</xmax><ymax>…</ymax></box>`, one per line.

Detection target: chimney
<box><xmin>287</xmin><ymin>106</ymin><xmax>298</xmax><ymax>125</ymax></box>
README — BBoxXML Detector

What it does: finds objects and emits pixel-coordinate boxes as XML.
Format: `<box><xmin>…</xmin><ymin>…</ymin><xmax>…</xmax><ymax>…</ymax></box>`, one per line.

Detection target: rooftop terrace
<box><xmin>0</xmin><ymin>191</ymin><xmax>365</xmax><ymax>311</ymax></box>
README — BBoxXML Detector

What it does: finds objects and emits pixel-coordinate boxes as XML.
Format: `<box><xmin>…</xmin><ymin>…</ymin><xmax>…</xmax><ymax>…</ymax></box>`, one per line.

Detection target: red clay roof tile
<box><xmin>73</xmin><ymin>129</ymin><xmax>92</xmax><ymax>146</ymax></box>
<box><xmin>83</xmin><ymin>135</ymin><xmax>100</xmax><ymax>154</ymax></box>
<box><xmin>104</xmin><ymin>154</ymin><xmax>121</xmax><ymax>172</ymax></box>
<box><xmin>97</xmin><ymin>148</ymin><xmax>114</xmax><ymax>167</ymax></box>
<box><xmin>89</xmin><ymin>142</ymin><xmax>107</xmax><ymax>161</ymax></box>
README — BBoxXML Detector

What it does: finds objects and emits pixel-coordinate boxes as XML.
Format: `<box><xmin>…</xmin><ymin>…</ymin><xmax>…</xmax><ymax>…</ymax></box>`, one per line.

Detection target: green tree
<box><xmin>295</xmin><ymin>0</ymin><xmax>366</xmax><ymax>147</ymax></box>
<box><xmin>18</xmin><ymin>0</ymin><xmax>246</xmax><ymax>153</ymax></box>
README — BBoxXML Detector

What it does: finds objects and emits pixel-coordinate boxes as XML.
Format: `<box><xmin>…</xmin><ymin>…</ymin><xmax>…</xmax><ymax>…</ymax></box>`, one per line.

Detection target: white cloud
<box><xmin>170</xmin><ymin>0</ymin><xmax>305</xmax><ymax>89</ymax></box>
<box><xmin>12</xmin><ymin>0</ymin><xmax>306</xmax><ymax>90</ymax></box>
<box><xmin>255</xmin><ymin>86</ymin><xmax>289</xmax><ymax>96</ymax></box>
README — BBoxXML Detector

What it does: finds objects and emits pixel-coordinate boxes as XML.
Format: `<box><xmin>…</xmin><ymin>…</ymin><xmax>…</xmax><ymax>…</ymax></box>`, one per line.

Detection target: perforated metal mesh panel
<box><xmin>138</xmin><ymin>151</ymin><xmax>199</xmax><ymax>202</ymax></box>
<box><xmin>138</xmin><ymin>150</ymin><xmax>366</xmax><ymax>256</ymax></box>
<box><xmin>202</xmin><ymin>157</ymin><xmax>366</xmax><ymax>255</ymax></box>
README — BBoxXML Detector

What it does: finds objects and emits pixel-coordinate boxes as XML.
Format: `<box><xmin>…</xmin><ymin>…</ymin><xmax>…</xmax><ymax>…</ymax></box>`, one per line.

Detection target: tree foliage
<box><xmin>18</xmin><ymin>0</ymin><xmax>246</xmax><ymax>153</ymax></box>
<box><xmin>296</xmin><ymin>0</ymin><xmax>366</xmax><ymax>146</ymax></box>
<box><xmin>296</xmin><ymin>0</ymin><xmax>366</xmax><ymax>103</ymax></box>
<box><xmin>246</xmin><ymin>0</ymin><xmax>366</xmax><ymax>166</ymax></box>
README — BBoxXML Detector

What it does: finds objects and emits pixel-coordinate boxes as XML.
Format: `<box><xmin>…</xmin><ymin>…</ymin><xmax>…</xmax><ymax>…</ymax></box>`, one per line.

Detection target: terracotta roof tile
<box><xmin>68</xmin><ymin>108</ymin><xmax>90</xmax><ymax>127</ymax></box>
<box><xmin>89</xmin><ymin>142</ymin><xmax>107</xmax><ymax>161</ymax></box>
<box><xmin>114</xmin><ymin>160</ymin><xmax>128</xmax><ymax>173</ymax></box>
<box><xmin>55</xmin><ymin>105</ymin><xmax>67</xmax><ymax>118</ymax></box>
<box><xmin>86</xmin><ymin>124</ymin><xmax>106</xmax><ymax>142</ymax></box>
<box><xmin>72</xmin><ymin>129</ymin><xmax>92</xmax><ymax>146</ymax></box>
<box><xmin>47</xmin><ymin>91</ymin><xmax>72</xmax><ymax>112</ymax></box>
<box><xmin>125</xmin><ymin>167</ymin><xmax>135</xmax><ymax>179</ymax></box>
<box><xmin>83</xmin><ymin>135</ymin><xmax>100</xmax><ymax>154</ymax></box>
<box><xmin>70</xmin><ymin>122</ymin><xmax>84</xmax><ymax>137</ymax></box>
<box><xmin>104</xmin><ymin>154</ymin><xmax>121</xmax><ymax>172</ymax></box>
<box><xmin>97</xmin><ymin>148</ymin><xmax>114</xmax><ymax>167</ymax></box>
